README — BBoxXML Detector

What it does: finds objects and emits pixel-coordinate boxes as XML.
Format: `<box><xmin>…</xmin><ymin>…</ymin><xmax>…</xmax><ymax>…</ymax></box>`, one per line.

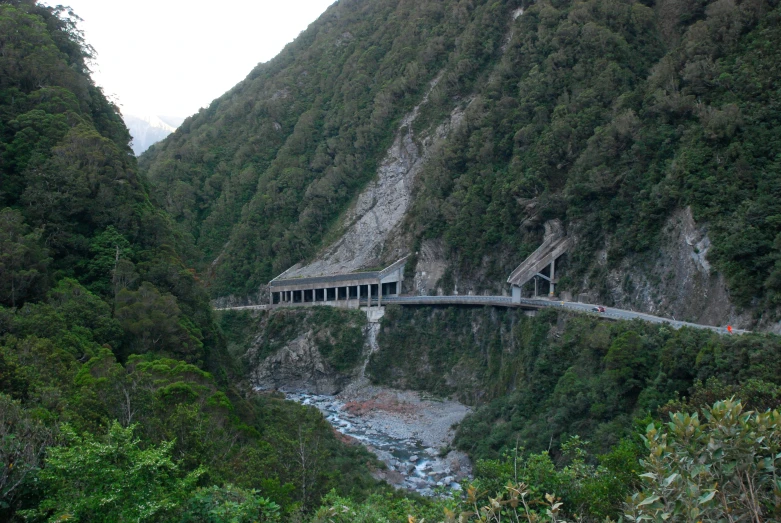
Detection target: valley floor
<box><xmin>285</xmin><ymin>382</ymin><xmax>472</xmax><ymax>496</ymax></box>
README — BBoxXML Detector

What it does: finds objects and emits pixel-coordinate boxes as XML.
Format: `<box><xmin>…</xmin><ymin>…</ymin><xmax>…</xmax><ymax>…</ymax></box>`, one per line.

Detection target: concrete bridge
<box><xmin>216</xmin><ymin>294</ymin><xmax>743</xmax><ymax>334</ymax></box>
<box><xmin>380</xmin><ymin>296</ymin><xmax>742</xmax><ymax>333</ymax></box>
<box><xmin>217</xmin><ymin>226</ymin><xmax>744</xmax><ymax>334</ymax></box>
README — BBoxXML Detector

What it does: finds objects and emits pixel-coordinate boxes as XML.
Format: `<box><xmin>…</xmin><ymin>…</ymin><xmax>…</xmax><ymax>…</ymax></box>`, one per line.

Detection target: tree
<box><xmin>82</xmin><ymin>226</ymin><xmax>135</xmax><ymax>298</ymax></box>
<box><xmin>114</xmin><ymin>282</ymin><xmax>203</xmax><ymax>361</ymax></box>
<box><xmin>0</xmin><ymin>208</ymin><xmax>49</xmax><ymax>308</ymax></box>
<box><xmin>181</xmin><ymin>485</ymin><xmax>281</xmax><ymax>523</ymax></box>
<box><xmin>47</xmin><ymin>278</ymin><xmax>123</xmax><ymax>349</ymax></box>
<box><xmin>0</xmin><ymin>394</ymin><xmax>54</xmax><ymax>516</ymax></box>
<box><xmin>25</xmin><ymin>421</ymin><xmax>201</xmax><ymax>522</ymax></box>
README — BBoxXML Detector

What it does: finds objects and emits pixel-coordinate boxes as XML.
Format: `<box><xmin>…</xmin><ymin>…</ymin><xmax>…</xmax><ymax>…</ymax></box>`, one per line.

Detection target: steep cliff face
<box><xmin>240</xmin><ymin>308</ymin><xmax>368</xmax><ymax>393</ymax></box>
<box><xmin>251</xmin><ymin>329</ymin><xmax>357</xmax><ymax>394</ymax></box>
<box><xmin>590</xmin><ymin>207</ymin><xmax>748</xmax><ymax>327</ymax></box>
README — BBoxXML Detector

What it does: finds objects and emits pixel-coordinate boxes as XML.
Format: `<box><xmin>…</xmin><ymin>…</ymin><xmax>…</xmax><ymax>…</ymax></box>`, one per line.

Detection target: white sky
<box><xmin>46</xmin><ymin>0</ymin><xmax>335</xmax><ymax>118</ymax></box>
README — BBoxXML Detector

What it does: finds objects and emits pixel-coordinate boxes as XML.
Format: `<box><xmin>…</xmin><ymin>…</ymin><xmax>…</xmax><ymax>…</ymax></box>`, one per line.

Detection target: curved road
<box><xmin>216</xmin><ymin>295</ymin><xmax>746</xmax><ymax>334</ymax></box>
<box><xmin>378</xmin><ymin>295</ymin><xmax>746</xmax><ymax>334</ymax></box>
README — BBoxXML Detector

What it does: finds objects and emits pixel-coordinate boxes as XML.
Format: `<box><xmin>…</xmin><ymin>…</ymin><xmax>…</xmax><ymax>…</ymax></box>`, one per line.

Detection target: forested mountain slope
<box><xmin>142</xmin><ymin>0</ymin><xmax>781</xmax><ymax>328</ymax></box>
<box><xmin>0</xmin><ymin>0</ymin><xmax>217</xmax><ymax>365</ymax></box>
<box><xmin>0</xmin><ymin>2</ymin><xmax>380</xmax><ymax>519</ymax></box>
<box><xmin>140</xmin><ymin>0</ymin><xmax>488</xmax><ymax>293</ymax></box>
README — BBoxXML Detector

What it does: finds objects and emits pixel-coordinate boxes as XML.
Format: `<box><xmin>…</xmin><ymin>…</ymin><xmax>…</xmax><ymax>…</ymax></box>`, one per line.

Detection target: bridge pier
<box><xmin>363</xmin><ymin>306</ymin><xmax>385</xmax><ymax>323</ymax></box>
<box><xmin>549</xmin><ymin>258</ymin><xmax>555</xmax><ymax>297</ymax></box>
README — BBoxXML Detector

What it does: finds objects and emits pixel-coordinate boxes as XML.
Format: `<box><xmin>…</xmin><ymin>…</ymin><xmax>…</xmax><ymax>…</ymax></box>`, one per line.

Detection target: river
<box><xmin>284</xmin><ymin>387</ymin><xmax>472</xmax><ymax>496</ymax></box>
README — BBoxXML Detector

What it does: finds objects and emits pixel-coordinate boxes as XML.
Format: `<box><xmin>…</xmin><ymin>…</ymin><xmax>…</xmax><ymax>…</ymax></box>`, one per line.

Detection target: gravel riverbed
<box><xmin>284</xmin><ymin>384</ymin><xmax>473</xmax><ymax>496</ymax></box>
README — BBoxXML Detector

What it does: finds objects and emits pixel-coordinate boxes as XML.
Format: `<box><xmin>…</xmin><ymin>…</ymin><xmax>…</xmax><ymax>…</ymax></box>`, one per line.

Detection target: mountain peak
<box><xmin>124</xmin><ymin>113</ymin><xmax>184</xmax><ymax>155</ymax></box>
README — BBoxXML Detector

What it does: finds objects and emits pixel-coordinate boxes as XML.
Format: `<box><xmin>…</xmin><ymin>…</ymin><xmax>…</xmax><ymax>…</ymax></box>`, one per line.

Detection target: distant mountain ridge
<box><xmin>124</xmin><ymin>113</ymin><xmax>183</xmax><ymax>155</ymax></box>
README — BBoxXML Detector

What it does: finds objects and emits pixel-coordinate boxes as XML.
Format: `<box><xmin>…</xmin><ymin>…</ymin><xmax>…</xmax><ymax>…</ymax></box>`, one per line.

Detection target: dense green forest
<box><xmin>0</xmin><ymin>2</ymin><xmax>382</xmax><ymax>520</ymax></box>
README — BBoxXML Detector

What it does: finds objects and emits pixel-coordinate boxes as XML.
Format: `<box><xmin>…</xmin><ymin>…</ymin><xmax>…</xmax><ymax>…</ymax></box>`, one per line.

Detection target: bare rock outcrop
<box><xmin>284</xmin><ymin>77</ymin><xmax>467</xmax><ymax>279</ymax></box>
<box><xmin>251</xmin><ymin>331</ymin><xmax>352</xmax><ymax>394</ymax></box>
<box><xmin>413</xmin><ymin>239</ymin><xmax>449</xmax><ymax>296</ymax></box>
<box><xmin>595</xmin><ymin>207</ymin><xmax>748</xmax><ymax>328</ymax></box>
<box><xmin>247</xmin><ymin>309</ymin><xmax>370</xmax><ymax>394</ymax></box>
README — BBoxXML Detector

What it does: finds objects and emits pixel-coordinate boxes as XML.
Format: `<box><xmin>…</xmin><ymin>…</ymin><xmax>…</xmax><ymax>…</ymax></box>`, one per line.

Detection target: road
<box><xmin>215</xmin><ymin>295</ymin><xmax>747</xmax><ymax>334</ymax></box>
<box><xmin>378</xmin><ymin>295</ymin><xmax>746</xmax><ymax>334</ymax></box>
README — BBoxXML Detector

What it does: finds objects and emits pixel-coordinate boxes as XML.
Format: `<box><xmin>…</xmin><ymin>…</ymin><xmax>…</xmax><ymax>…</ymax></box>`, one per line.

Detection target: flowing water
<box><xmin>265</xmin><ymin>317</ymin><xmax>471</xmax><ymax>495</ymax></box>
<box><xmin>285</xmin><ymin>390</ymin><xmax>467</xmax><ymax>496</ymax></box>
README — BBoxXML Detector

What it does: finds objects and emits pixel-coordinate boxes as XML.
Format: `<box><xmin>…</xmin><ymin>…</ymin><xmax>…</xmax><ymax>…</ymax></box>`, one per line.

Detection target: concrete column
<box><xmin>534</xmin><ymin>277</ymin><xmax>538</xmax><ymax>298</ymax></box>
<box><xmin>549</xmin><ymin>258</ymin><xmax>556</xmax><ymax>297</ymax></box>
<box><xmin>378</xmin><ymin>281</ymin><xmax>382</xmax><ymax>307</ymax></box>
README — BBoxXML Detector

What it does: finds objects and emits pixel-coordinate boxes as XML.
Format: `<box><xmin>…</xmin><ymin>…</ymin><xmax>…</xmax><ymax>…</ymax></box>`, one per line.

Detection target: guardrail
<box><xmin>215</xmin><ymin>294</ymin><xmax>748</xmax><ymax>334</ymax></box>
<box><xmin>382</xmin><ymin>295</ymin><xmax>514</xmax><ymax>306</ymax></box>
<box><xmin>376</xmin><ymin>296</ymin><xmax>748</xmax><ymax>334</ymax></box>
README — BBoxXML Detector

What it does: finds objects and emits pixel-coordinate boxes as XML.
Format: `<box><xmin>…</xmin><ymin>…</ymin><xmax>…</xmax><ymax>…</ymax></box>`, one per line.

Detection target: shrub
<box><xmin>625</xmin><ymin>399</ymin><xmax>781</xmax><ymax>522</ymax></box>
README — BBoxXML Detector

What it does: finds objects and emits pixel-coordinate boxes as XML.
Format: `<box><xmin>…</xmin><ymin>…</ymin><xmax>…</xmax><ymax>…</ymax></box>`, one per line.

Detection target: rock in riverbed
<box><xmin>280</xmin><ymin>385</ymin><xmax>473</xmax><ymax>496</ymax></box>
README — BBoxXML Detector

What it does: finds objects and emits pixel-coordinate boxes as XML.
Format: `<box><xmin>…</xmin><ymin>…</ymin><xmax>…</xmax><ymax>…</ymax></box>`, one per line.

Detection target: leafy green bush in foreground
<box><xmin>626</xmin><ymin>399</ymin><xmax>781</xmax><ymax>522</ymax></box>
